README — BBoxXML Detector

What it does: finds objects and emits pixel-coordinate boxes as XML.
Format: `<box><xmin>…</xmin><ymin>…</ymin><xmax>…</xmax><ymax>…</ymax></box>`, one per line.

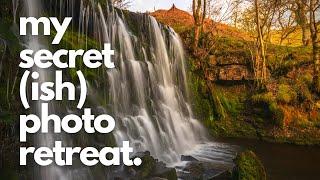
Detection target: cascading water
<box><xmin>20</xmin><ymin>0</ymin><xmax>236</xmax><ymax>179</ymax></box>
<box><xmin>23</xmin><ymin>0</ymin><xmax>65</xmax><ymax>179</ymax></box>
<box><xmin>22</xmin><ymin>0</ymin><xmax>94</xmax><ymax>179</ymax></box>
<box><xmin>93</xmin><ymin>3</ymin><xmax>208</xmax><ymax>164</ymax></box>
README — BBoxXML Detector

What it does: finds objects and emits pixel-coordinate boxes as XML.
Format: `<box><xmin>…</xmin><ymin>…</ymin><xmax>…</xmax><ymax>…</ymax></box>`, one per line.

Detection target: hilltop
<box><xmin>150</xmin><ymin>5</ymin><xmax>251</xmax><ymax>40</ymax></box>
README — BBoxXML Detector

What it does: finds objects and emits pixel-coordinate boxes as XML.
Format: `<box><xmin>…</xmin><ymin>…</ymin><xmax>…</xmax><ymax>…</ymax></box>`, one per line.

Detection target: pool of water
<box><xmin>217</xmin><ymin>138</ymin><xmax>320</xmax><ymax>180</ymax></box>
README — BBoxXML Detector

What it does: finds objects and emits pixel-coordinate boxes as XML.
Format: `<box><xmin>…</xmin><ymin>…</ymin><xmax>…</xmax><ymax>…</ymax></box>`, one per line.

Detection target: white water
<box><xmin>20</xmin><ymin>0</ymin><xmax>235</xmax><ymax>179</ymax></box>
<box><xmin>92</xmin><ymin>3</ymin><xmax>208</xmax><ymax>164</ymax></box>
<box><xmin>22</xmin><ymin>0</ymin><xmax>67</xmax><ymax>179</ymax></box>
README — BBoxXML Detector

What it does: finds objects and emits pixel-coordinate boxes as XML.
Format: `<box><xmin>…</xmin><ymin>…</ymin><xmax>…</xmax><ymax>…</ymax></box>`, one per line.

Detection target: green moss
<box><xmin>267</xmin><ymin>45</ymin><xmax>312</xmax><ymax>77</ymax></box>
<box><xmin>251</xmin><ymin>92</ymin><xmax>275</xmax><ymax>104</ymax></box>
<box><xmin>51</xmin><ymin>30</ymin><xmax>100</xmax><ymax>50</ymax></box>
<box><xmin>294</xmin><ymin>74</ymin><xmax>313</xmax><ymax>102</ymax></box>
<box><xmin>188</xmin><ymin>72</ymin><xmax>214</xmax><ymax>122</ymax></box>
<box><xmin>210</xmin><ymin>119</ymin><xmax>258</xmax><ymax>138</ymax></box>
<box><xmin>0</xmin><ymin>21</ymin><xmax>21</xmax><ymax>55</ymax></box>
<box><xmin>232</xmin><ymin>150</ymin><xmax>266</xmax><ymax>180</ymax></box>
<box><xmin>49</xmin><ymin>30</ymin><xmax>101</xmax><ymax>83</ymax></box>
<box><xmin>269</xmin><ymin>102</ymin><xmax>285</xmax><ymax>128</ymax></box>
<box><xmin>211</xmin><ymin>87</ymin><xmax>242</xmax><ymax>120</ymax></box>
<box><xmin>138</xmin><ymin>155</ymin><xmax>156</xmax><ymax>178</ymax></box>
<box><xmin>0</xmin><ymin>112</ymin><xmax>15</xmax><ymax>125</ymax></box>
<box><xmin>251</xmin><ymin>92</ymin><xmax>285</xmax><ymax>128</ymax></box>
<box><xmin>277</xmin><ymin>84</ymin><xmax>297</xmax><ymax>104</ymax></box>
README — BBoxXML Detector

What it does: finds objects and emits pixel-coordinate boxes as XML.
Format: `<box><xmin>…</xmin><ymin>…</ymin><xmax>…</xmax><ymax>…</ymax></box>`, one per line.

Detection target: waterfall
<box><xmin>19</xmin><ymin>0</ymin><xmax>237</xmax><ymax>179</ymax></box>
<box><xmin>12</xmin><ymin>0</ymin><xmax>19</xmax><ymax>23</ymax></box>
<box><xmin>93</xmin><ymin>3</ymin><xmax>208</xmax><ymax>164</ymax></box>
<box><xmin>22</xmin><ymin>0</ymin><xmax>94</xmax><ymax>179</ymax></box>
<box><xmin>22</xmin><ymin>0</ymin><xmax>62</xmax><ymax>179</ymax></box>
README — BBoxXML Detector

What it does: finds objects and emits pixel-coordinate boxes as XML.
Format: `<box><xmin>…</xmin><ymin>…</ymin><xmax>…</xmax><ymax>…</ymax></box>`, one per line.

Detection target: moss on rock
<box><xmin>232</xmin><ymin>150</ymin><xmax>266</xmax><ymax>180</ymax></box>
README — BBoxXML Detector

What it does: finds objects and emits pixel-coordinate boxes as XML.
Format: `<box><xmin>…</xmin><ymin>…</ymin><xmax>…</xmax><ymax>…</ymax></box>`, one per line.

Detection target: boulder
<box><xmin>232</xmin><ymin>150</ymin><xmax>266</xmax><ymax>180</ymax></box>
<box><xmin>121</xmin><ymin>151</ymin><xmax>177</xmax><ymax>180</ymax></box>
<box><xmin>181</xmin><ymin>155</ymin><xmax>199</xmax><ymax>162</ymax></box>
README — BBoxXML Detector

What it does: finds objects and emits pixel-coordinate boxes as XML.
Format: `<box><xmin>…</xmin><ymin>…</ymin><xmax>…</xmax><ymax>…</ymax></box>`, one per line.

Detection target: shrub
<box><xmin>251</xmin><ymin>92</ymin><xmax>275</xmax><ymax>104</ymax></box>
<box><xmin>292</xmin><ymin>116</ymin><xmax>312</xmax><ymax>128</ymax></box>
<box><xmin>251</xmin><ymin>92</ymin><xmax>285</xmax><ymax>128</ymax></box>
<box><xmin>269</xmin><ymin>103</ymin><xmax>285</xmax><ymax>128</ymax></box>
<box><xmin>300</xmin><ymin>73</ymin><xmax>313</xmax><ymax>87</ymax></box>
<box><xmin>277</xmin><ymin>84</ymin><xmax>297</xmax><ymax>104</ymax></box>
<box><xmin>294</xmin><ymin>73</ymin><xmax>313</xmax><ymax>103</ymax></box>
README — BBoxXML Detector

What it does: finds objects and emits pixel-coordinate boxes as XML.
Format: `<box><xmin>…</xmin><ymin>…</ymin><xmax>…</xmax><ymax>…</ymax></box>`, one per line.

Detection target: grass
<box><xmin>277</xmin><ymin>84</ymin><xmax>297</xmax><ymax>104</ymax></box>
<box><xmin>251</xmin><ymin>92</ymin><xmax>285</xmax><ymax>128</ymax></box>
<box><xmin>270</xmin><ymin>25</ymin><xmax>320</xmax><ymax>47</ymax></box>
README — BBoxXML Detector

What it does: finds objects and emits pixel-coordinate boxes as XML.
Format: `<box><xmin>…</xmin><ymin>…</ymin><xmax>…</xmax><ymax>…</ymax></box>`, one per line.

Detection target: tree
<box><xmin>192</xmin><ymin>0</ymin><xmax>207</xmax><ymax>48</ymax></box>
<box><xmin>276</xmin><ymin>0</ymin><xmax>297</xmax><ymax>45</ymax></box>
<box><xmin>230</xmin><ymin>0</ymin><xmax>243</xmax><ymax>28</ymax></box>
<box><xmin>292</xmin><ymin>0</ymin><xmax>309</xmax><ymax>46</ymax></box>
<box><xmin>112</xmin><ymin>0</ymin><xmax>131</xmax><ymax>9</ymax></box>
<box><xmin>254</xmin><ymin>0</ymin><xmax>267</xmax><ymax>85</ymax></box>
<box><xmin>309</xmin><ymin>0</ymin><xmax>320</xmax><ymax>91</ymax></box>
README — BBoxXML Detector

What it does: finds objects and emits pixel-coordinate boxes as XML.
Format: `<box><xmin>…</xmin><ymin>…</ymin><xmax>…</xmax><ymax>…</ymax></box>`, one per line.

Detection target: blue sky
<box><xmin>128</xmin><ymin>0</ymin><xmax>192</xmax><ymax>12</ymax></box>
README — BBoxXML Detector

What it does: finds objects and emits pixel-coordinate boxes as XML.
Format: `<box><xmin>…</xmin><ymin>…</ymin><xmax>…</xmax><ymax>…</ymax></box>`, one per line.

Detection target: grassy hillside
<box><xmin>270</xmin><ymin>25</ymin><xmax>320</xmax><ymax>47</ymax></box>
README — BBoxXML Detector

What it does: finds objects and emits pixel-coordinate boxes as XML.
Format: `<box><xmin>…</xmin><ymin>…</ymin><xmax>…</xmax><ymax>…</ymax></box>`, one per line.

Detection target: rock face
<box><xmin>232</xmin><ymin>150</ymin><xmax>267</xmax><ymax>180</ymax></box>
<box><xmin>217</xmin><ymin>65</ymin><xmax>253</xmax><ymax>81</ymax></box>
<box><xmin>205</xmin><ymin>55</ymin><xmax>254</xmax><ymax>82</ymax></box>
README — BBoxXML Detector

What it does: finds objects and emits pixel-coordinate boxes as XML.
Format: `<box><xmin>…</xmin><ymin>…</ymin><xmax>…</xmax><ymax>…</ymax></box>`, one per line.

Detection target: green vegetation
<box><xmin>49</xmin><ymin>30</ymin><xmax>102</xmax><ymax>83</ymax></box>
<box><xmin>232</xmin><ymin>150</ymin><xmax>267</xmax><ymax>180</ymax></box>
<box><xmin>173</xmin><ymin>16</ymin><xmax>320</xmax><ymax>145</ymax></box>
<box><xmin>189</xmin><ymin>72</ymin><xmax>215</xmax><ymax>122</ymax></box>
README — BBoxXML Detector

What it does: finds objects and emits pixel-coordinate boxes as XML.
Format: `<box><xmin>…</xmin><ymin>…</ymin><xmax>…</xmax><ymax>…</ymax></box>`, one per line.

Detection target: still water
<box><xmin>218</xmin><ymin>138</ymin><xmax>320</xmax><ymax>180</ymax></box>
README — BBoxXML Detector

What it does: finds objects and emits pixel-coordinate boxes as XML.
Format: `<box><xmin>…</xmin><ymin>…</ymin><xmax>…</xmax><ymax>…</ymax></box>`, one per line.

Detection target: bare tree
<box><xmin>230</xmin><ymin>0</ymin><xmax>243</xmax><ymax>28</ymax></box>
<box><xmin>309</xmin><ymin>0</ymin><xmax>320</xmax><ymax>91</ymax></box>
<box><xmin>254</xmin><ymin>0</ymin><xmax>267</xmax><ymax>85</ymax></box>
<box><xmin>276</xmin><ymin>1</ymin><xmax>297</xmax><ymax>45</ymax></box>
<box><xmin>112</xmin><ymin>0</ymin><xmax>131</xmax><ymax>9</ymax></box>
<box><xmin>292</xmin><ymin>0</ymin><xmax>309</xmax><ymax>46</ymax></box>
<box><xmin>192</xmin><ymin>0</ymin><xmax>207</xmax><ymax>48</ymax></box>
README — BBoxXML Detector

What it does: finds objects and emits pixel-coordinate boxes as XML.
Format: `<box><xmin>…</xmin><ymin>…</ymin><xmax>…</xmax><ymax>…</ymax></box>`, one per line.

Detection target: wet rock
<box><xmin>153</xmin><ymin>164</ymin><xmax>177</xmax><ymax>180</ymax></box>
<box><xmin>232</xmin><ymin>150</ymin><xmax>266</xmax><ymax>180</ymax></box>
<box><xmin>178</xmin><ymin>161</ymin><xmax>232</xmax><ymax>180</ymax></box>
<box><xmin>181</xmin><ymin>155</ymin><xmax>199</xmax><ymax>162</ymax></box>
<box><xmin>120</xmin><ymin>151</ymin><xmax>177</xmax><ymax>180</ymax></box>
<box><xmin>212</xmin><ymin>170</ymin><xmax>232</xmax><ymax>180</ymax></box>
<box><xmin>149</xmin><ymin>178</ymin><xmax>167</xmax><ymax>180</ymax></box>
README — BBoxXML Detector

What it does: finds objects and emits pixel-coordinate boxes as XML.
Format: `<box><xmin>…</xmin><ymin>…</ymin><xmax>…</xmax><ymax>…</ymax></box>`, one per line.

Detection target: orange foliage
<box><xmin>151</xmin><ymin>5</ymin><xmax>251</xmax><ymax>40</ymax></box>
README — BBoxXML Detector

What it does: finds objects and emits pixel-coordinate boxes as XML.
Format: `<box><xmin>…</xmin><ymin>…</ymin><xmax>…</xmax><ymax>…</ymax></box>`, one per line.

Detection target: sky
<box><xmin>128</xmin><ymin>0</ymin><xmax>192</xmax><ymax>13</ymax></box>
